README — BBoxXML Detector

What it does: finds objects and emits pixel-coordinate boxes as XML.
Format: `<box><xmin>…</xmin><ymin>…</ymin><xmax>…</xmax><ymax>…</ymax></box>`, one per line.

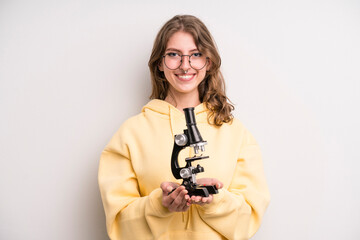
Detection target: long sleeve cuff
<box><xmin>196</xmin><ymin>189</ymin><xmax>227</xmax><ymax>214</ymax></box>
<box><xmin>147</xmin><ymin>188</ymin><xmax>173</xmax><ymax>217</ymax></box>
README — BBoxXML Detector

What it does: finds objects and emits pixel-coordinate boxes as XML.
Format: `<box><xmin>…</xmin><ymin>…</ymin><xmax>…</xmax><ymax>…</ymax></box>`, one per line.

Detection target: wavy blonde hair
<box><xmin>148</xmin><ymin>15</ymin><xmax>234</xmax><ymax>126</ymax></box>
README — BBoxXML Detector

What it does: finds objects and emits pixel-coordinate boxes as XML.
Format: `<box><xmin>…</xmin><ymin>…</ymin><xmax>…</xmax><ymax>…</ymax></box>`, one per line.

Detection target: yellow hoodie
<box><xmin>98</xmin><ymin>99</ymin><xmax>270</xmax><ymax>240</ymax></box>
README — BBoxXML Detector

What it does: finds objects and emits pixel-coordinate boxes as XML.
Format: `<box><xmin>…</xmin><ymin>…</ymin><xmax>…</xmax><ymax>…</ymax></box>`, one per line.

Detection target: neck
<box><xmin>165</xmin><ymin>91</ymin><xmax>201</xmax><ymax>111</ymax></box>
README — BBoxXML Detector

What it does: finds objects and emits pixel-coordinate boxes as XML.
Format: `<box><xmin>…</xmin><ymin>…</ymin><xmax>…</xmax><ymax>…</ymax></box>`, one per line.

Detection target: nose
<box><xmin>180</xmin><ymin>55</ymin><xmax>191</xmax><ymax>72</ymax></box>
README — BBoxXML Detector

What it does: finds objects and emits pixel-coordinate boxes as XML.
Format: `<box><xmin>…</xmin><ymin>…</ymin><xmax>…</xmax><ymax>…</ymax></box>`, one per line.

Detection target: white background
<box><xmin>1</xmin><ymin>0</ymin><xmax>359</xmax><ymax>239</ymax></box>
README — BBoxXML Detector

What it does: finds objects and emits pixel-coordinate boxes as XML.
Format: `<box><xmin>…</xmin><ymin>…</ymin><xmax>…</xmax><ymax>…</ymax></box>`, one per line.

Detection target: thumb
<box><xmin>160</xmin><ymin>182</ymin><xmax>178</xmax><ymax>193</ymax></box>
<box><xmin>216</xmin><ymin>182</ymin><xmax>223</xmax><ymax>189</ymax></box>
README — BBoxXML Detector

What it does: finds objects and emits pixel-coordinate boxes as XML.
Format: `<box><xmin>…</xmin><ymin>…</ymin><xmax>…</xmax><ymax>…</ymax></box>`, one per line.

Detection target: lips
<box><xmin>175</xmin><ymin>74</ymin><xmax>196</xmax><ymax>81</ymax></box>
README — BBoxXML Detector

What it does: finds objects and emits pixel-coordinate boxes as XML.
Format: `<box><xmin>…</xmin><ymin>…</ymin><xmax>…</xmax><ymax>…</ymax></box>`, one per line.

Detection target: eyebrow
<box><xmin>165</xmin><ymin>48</ymin><xmax>199</xmax><ymax>53</ymax></box>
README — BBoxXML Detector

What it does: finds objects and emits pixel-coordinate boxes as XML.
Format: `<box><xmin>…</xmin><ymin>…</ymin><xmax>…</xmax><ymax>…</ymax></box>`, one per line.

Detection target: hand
<box><xmin>160</xmin><ymin>182</ymin><xmax>190</xmax><ymax>212</ymax></box>
<box><xmin>189</xmin><ymin>178</ymin><xmax>223</xmax><ymax>206</ymax></box>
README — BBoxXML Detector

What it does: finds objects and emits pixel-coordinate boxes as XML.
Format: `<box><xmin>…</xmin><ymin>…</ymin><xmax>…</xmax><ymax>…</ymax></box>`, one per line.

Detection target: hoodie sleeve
<box><xmin>196</xmin><ymin>127</ymin><xmax>270</xmax><ymax>240</ymax></box>
<box><xmin>98</xmin><ymin>124</ymin><xmax>174</xmax><ymax>240</ymax></box>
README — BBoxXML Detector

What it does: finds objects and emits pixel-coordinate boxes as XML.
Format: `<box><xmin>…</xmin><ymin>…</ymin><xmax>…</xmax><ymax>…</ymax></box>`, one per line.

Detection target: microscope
<box><xmin>170</xmin><ymin>107</ymin><xmax>218</xmax><ymax>197</ymax></box>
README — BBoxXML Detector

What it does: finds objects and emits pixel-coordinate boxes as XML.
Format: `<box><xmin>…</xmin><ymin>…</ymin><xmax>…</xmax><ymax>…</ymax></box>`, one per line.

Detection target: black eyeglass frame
<box><xmin>162</xmin><ymin>53</ymin><xmax>209</xmax><ymax>70</ymax></box>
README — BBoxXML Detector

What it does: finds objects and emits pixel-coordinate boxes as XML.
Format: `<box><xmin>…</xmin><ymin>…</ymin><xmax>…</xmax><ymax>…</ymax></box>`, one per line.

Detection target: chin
<box><xmin>175</xmin><ymin>86</ymin><xmax>198</xmax><ymax>94</ymax></box>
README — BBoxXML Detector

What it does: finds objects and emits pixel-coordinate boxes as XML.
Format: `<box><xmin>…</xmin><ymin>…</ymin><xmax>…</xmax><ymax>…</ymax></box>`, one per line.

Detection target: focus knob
<box><xmin>175</xmin><ymin>134</ymin><xmax>188</xmax><ymax>146</ymax></box>
<box><xmin>180</xmin><ymin>168</ymin><xmax>192</xmax><ymax>178</ymax></box>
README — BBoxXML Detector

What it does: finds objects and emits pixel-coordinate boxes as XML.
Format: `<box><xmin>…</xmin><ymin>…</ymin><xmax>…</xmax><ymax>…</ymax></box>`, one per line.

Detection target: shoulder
<box><xmin>104</xmin><ymin>112</ymin><xmax>148</xmax><ymax>151</ymax></box>
<box><xmin>219</xmin><ymin>117</ymin><xmax>246</xmax><ymax>133</ymax></box>
<box><xmin>121</xmin><ymin>112</ymin><xmax>145</xmax><ymax>128</ymax></box>
<box><xmin>115</xmin><ymin>112</ymin><xmax>148</xmax><ymax>137</ymax></box>
<box><xmin>221</xmin><ymin>117</ymin><xmax>259</xmax><ymax>145</ymax></box>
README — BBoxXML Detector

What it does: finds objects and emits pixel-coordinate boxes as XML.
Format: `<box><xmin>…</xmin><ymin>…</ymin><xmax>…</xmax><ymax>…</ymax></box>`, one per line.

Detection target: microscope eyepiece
<box><xmin>183</xmin><ymin>108</ymin><xmax>205</xmax><ymax>144</ymax></box>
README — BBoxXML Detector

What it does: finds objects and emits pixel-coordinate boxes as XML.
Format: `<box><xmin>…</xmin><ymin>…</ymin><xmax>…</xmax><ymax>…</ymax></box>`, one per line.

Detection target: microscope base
<box><xmin>186</xmin><ymin>184</ymin><xmax>218</xmax><ymax>197</ymax></box>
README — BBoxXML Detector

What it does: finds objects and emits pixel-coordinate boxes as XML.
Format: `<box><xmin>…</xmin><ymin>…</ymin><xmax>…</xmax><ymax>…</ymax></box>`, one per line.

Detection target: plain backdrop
<box><xmin>1</xmin><ymin>0</ymin><xmax>359</xmax><ymax>239</ymax></box>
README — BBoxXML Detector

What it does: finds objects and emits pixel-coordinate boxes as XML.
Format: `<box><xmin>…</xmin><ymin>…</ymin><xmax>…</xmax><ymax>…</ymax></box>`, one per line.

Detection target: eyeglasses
<box><xmin>162</xmin><ymin>52</ymin><xmax>209</xmax><ymax>70</ymax></box>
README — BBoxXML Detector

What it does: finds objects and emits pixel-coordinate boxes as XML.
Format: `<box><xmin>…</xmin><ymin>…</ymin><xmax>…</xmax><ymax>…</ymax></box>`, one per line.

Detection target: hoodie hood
<box><xmin>142</xmin><ymin>99</ymin><xmax>208</xmax><ymax>121</ymax></box>
<box><xmin>142</xmin><ymin>99</ymin><xmax>209</xmax><ymax>137</ymax></box>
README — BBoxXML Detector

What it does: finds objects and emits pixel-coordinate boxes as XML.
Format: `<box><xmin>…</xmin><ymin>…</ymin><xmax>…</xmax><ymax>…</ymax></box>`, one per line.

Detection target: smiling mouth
<box><xmin>176</xmin><ymin>74</ymin><xmax>196</xmax><ymax>81</ymax></box>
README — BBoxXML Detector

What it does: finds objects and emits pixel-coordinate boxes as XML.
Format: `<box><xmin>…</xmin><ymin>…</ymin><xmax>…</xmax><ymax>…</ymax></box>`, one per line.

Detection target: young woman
<box><xmin>98</xmin><ymin>15</ymin><xmax>270</xmax><ymax>240</ymax></box>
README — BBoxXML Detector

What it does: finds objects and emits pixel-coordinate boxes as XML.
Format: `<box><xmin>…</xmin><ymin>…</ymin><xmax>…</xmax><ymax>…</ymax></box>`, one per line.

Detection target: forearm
<box><xmin>99</xmin><ymin>145</ymin><xmax>176</xmax><ymax>239</ymax></box>
<box><xmin>196</xmin><ymin>188</ymin><xmax>270</xmax><ymax>240</ymax></box>
<box><xmin>102</xmin><ymin>188</ymin><xmax>175</xmax><ymax>240</ymax></box>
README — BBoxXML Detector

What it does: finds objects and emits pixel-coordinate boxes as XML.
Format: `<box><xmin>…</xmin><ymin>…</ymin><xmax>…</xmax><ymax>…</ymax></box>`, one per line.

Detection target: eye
<box><xmin>192</xmin><ymin>52</ymin><xmax>203</xmax><ymax>58</ymax></box>
<box><xmin>166</xmin><ymin>52</ymin><xmax>180</xmax><ymax>57</ymax></box>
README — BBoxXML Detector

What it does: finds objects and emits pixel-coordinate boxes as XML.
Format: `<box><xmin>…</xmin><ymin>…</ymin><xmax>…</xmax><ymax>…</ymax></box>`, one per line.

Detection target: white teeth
<box><xmin>178</xmin><ymin>74</ymin><xmax>193</xmax><ymax>80</ymax></box>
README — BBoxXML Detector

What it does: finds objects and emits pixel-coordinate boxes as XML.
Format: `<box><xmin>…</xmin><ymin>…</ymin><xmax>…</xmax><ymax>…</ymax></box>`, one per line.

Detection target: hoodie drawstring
<box><xmin>181</xmin><ymin>208</ymin><xmax>192</xmax><ymax>230</ymax></box>
<box><xmin>185</xmin><ymin>206</ymin><xmax>191</xmax><ymax>229</ymax></box>
<box><xmin>169</xmin><ymin>106</ymin><xmax>175</xmax><ymax>137</ymax></box>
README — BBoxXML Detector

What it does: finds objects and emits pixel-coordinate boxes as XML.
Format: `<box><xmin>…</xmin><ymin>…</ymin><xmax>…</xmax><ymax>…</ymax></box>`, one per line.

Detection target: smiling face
<box><xmin>159</xmin><ymin>31</ymin><xmax>210</xmax><ymax>102</ymax></box>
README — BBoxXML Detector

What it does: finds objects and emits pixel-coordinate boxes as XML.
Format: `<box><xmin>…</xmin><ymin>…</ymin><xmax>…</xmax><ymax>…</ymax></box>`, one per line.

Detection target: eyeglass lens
<box><xmin>164</xmin><ymin>53</ymin><xmax>207</xmax><ymax>70</ymax></box>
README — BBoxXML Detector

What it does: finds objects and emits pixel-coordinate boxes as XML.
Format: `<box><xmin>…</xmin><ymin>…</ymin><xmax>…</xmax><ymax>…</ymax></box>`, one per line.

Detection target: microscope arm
<box><xmin>171</xmin><ymin>141</ymin><xmax>186</xmax><ymax>179</ymax></box>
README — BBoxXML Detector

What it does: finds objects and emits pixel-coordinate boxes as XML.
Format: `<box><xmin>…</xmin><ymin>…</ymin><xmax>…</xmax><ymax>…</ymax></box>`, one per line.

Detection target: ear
<box><xmin>158</xmin><ymin>61</ymin><xmax>164</xmax><ymax>72</ymax></box>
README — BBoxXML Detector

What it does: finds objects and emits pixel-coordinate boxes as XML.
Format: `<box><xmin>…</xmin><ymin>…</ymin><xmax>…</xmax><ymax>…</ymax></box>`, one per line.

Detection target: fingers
<box><xmin>216</xmin><ymin>181</ymin><xmax>224</xmax><ymax>189</ymax></box>
<box><xmin>162</xmin><ymin>185</ymin><xmax>190</xmax><ymax>212</ymax></box>
<box><xmin>160</xmin><ymin>179</ymin><xmax>222</xmax><ymax>211</ymax></box>
<box><xmin>172</xmin><ymin>189</ymin><xmax>190</xmax><ymax>211</ymax></box>
<box><xmin>160</xmin><ymin>182</ymin><xmax>180</xmax><ymax>195</ymax></box>
<box><xmin>169</xmin><ymin>187</ymin><xmax>189</xmax><ymax>212</ymax></box>
<box><xmin>197</xmin><ymin>178</ymin><xmax>224</xmax><ymax>189</ymax></box>
<box><xmin>189</xmin><ymin>194</ymin><xmax>213</xmax><ymax>205</ymax></box>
